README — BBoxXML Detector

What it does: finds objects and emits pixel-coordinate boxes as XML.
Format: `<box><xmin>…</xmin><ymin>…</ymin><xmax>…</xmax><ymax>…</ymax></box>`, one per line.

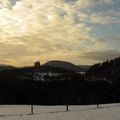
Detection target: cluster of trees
<box><xmin>86</xmin><ymin>57</ymin><xmax>120</xmax><ymax>84</ymax></box>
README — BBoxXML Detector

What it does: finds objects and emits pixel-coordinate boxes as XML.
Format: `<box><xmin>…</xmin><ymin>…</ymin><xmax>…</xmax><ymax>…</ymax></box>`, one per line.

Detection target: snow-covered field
<box><xmin>0</xmin><ymin>104</ymin><xmax>120</xmax><ymax>120</ymax></box>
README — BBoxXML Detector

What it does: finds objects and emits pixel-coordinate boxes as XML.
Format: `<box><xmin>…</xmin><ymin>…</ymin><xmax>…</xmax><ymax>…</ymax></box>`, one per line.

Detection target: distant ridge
<box><xmin>43</xmin><ymin>60</ymin><xmax>81</xmax><ymax>72</ymax></box>
<box><xmin>0</xmin><ymin>64</ymin><xmax>15</xmax><ymax>71</ymax></box>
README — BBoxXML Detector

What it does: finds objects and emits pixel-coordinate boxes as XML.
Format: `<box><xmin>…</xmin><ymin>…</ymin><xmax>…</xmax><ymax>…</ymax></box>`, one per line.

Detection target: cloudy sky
<box><xmin>0</xmin><ymin>0</ymin><xmax>120</xmax><ymax>66</ymax></box>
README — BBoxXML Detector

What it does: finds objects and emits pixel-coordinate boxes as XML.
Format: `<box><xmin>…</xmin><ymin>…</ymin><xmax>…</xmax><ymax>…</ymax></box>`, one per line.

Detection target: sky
<box><xmin>0</xmin><ymin>0</ymin><xmax>120</xmax><ymax>66</ymax></box>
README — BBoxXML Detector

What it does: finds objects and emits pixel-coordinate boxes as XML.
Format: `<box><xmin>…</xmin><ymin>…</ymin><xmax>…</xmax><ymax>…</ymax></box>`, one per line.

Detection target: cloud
<box><xmin>89</xmin><ymin>14</ymin><xmax>119</xmax><ymax>24</ymax></box>
<box><xmin>0</xmin><ymin>0</ymin><xmax>119</xmax><ymax>66</ymax></box>
<box><xmin>0</xmin><ymin>0</ymin><xmax>11</xmax><ymax>9</ymax></box>
<box><xmin>79</xmin><ymin>12</ymin><xmax>120</xmax><ymax>25</ymax></box>
<box><xmin>0</xmin><ymin>0</ymin><xmax>92</xmax><ymax>37</ymax></box>
<box><xmin>0</xmin><ymin>0</ymin><xmax>95</xmax><ymax>65</ymax></box>
<box><xmin>82</xmin><ymin>49</ymin><xmax>120</xmax><ymax>61</ymax></box>
<box><xmin>98</xmin><ymin>0</ymin><xmax>114</xmax><ymax>4</ymax></box>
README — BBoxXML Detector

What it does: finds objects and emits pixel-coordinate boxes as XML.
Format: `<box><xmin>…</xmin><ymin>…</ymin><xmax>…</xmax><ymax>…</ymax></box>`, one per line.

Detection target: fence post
<box><xmin>97</xmin><ymin>103</ymin><xmax>99</xmax><ymax>108</ymax></box>
<box><xmin>66</xmin><ymin>104</ymin><xmax>69</xmax><ymax>111</ymax></box>
<box><xmin>31</xmin><ymin>105</ymin><xmax>34</xmax><ymax>114</ymax></box>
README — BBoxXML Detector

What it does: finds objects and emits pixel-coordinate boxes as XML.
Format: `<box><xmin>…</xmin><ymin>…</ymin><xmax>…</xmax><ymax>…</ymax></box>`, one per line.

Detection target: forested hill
<box><xmin>86</xmin><ymin>57</ymin><xmax>120</xmax><ymax>83</ymax></box>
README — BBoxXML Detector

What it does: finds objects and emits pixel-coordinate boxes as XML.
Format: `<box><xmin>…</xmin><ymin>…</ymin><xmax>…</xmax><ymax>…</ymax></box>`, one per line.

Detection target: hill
<box><xmin>0</xmin><ymin>64</ymin><xmax>15</xmax><ymax>71</ymax></box>
<box><xmin>43</xmin><ymin>60</ymin><xmax>81</xmax><ymax>72</ymax></box>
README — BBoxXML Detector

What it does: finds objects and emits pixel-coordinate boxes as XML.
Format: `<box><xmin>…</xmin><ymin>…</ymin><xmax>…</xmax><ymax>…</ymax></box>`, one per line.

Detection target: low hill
<box><xmin>0</xmin><ymin>64</ymin><xmax>15</xmax><ymax>71</ymax></box>
<box><xmin>43</xmin><ymin>60</ymin><xmax>81</xmax><ymax>72</ymax></box>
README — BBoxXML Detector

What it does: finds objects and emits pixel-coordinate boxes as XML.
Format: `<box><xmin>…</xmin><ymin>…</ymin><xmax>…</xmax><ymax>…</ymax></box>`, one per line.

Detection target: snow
<box><xmin>0</xmin><ymin>104</ymin><xmax>120</xmax><ymax>120</ymax></box>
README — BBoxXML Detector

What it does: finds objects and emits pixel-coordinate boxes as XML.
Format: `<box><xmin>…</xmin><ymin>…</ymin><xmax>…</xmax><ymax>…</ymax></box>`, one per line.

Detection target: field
<box><xmin>0</xmin><ymin>104</ymin><xmax>120</xmax><ymax>120</ymax></box>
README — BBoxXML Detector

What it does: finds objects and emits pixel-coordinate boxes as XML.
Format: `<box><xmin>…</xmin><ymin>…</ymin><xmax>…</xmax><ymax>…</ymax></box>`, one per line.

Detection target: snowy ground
<box><xmin>0</xmin><ymin>104</ymin><xmax>120</xmax><ymax>120</ymax></box>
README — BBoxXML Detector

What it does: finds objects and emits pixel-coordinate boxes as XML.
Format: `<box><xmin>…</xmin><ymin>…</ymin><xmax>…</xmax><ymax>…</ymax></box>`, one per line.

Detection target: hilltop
<box><xmin>43</xmin><ymin>60</ymin><xmax>81</xmax><ymax>72</ymax></box>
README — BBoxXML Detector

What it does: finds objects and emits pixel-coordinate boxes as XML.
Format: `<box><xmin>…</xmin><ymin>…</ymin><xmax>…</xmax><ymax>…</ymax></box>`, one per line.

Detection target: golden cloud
<box><xmin>0</xmin><ymin>0</ymin><xmax>116</xmax><ymax>66</ymax></box>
